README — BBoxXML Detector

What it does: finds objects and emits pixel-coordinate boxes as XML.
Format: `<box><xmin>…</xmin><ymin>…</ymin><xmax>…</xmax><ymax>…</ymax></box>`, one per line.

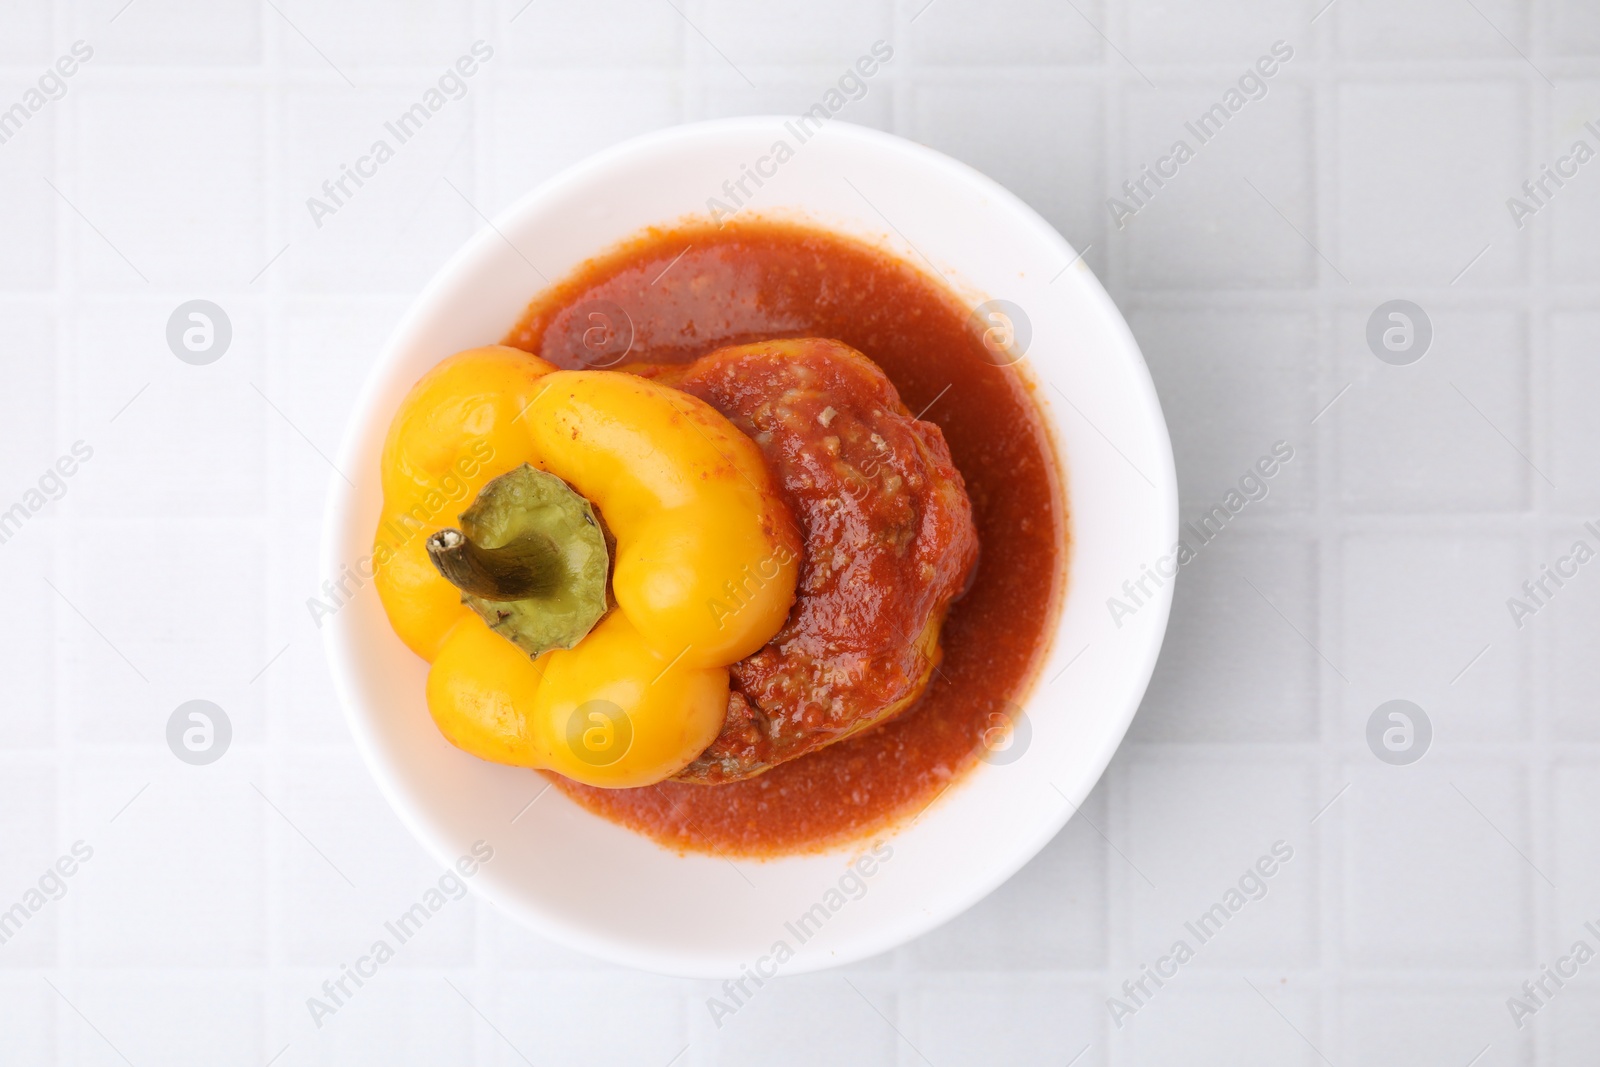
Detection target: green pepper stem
<box><xmin>426</xmin><ymin>527</ymin><xmax>564</xmax><ymax>601</ymax></box>
<box><xmin>425</xmin><ymin>464</ymin><xmax>611</xmax><ymax>658</ymax></box>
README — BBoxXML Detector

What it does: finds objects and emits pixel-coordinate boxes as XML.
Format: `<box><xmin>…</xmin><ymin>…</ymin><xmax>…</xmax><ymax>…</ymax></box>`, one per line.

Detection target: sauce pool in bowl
<box><xmin>504</xmin><ymin>218</ymin><xmax>1067</xmax><ymax>856</ymax></box>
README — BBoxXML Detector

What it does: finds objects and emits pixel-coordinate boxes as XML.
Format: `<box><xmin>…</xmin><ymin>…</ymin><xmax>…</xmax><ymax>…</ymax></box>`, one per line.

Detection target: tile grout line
<box><xmin>260</xmin><ymin>0</ymin><xmax>293</xmax><ymax>1055</ymax></box>
<box><xmin>258</xmin><ymin>0</ymin><xmax>276</xmax><ymax>1054</ymax></box>
<box><xmin>51</xmin><ymin>1</ymin><xmax>76</xmax><ymax>1058</ymax></box>
<box><xmin>1310</xmin><ymin>4</ymin><xmax>1342</xmax><ymax>1058</ymax></box>
<box><xmin>1101</xmin><ymin>10</ymin><xmax>1131</xmax><ymax>1066</ymax></box>
<box><xmin>1522</xmin><ymin>15</ymin><xmax>1555</xmax><ymax>1066</ymax></box>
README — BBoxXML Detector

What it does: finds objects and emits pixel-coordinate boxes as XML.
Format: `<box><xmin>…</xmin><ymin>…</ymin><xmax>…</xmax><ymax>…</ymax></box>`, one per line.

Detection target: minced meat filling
<box><xmin>635</xmin><ymin>338</ymin><xmax>980</xmax><ymax>784</ymax></box>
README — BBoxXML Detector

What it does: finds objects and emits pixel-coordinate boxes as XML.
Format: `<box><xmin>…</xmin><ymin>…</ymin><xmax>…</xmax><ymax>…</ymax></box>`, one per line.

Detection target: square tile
<box><xmin>0</xmin><ymin>533</ymin><xmax>56</xmax><ymax>749</ymax></box>
<box><xmin>283</xmin><ymin>973</ymin><xmax>477</xmax><ymax>1063</ymax></box>
<box><xmin>1546</xmin><ymin>87</ymin><xmax>1600</xmax><ymax>282</ymax></box>
<box><xmin>1126</xmin><ymin>0</ymin><xmax>1312</xmax><ymax>63</ymax></box>
<box><xmin>284</xmin><ymin>85</ymin><xmax>478</xmax><ymax>294</ymax></box>
<box><xmin>0</xmin><ymin>305</ymin><xmax>57</xmax><ymax>493</ymax></box>
<box><xmin>74</xmin><ymin>753</ymin><xmax>267</xmax><ymax>967</ymax></box>
<box><xmin>1340</xmin><ymin>534</ymin><xmax>1525</xmax><ymax>742</ymax></box>
<box><xmin>269</xmin><ymin>516</ymin><xmax>362</xmax><ymax>744</ymax></box>
<box><xmin>912</xmin><ymin>0</ymin><xmax>1101</xmax><ymax>65</ymax></box>
<box><xmin>697</xmin><ymin>70</ymin><xmax>891</xmax><ymax>131</ymax></box>
<box><xmin>1550</xmin><ymin>312</ymin><xmax>1600</xmax><ymax>514</ymax></box>
<box><xmin>700</xmin><ymin>975</ymin><xmax>898</xmax><ymax>1065</ymax></box>
<box><xmin>67</xmin><ymin>974</ymin><xmax>263</xmax><ymax>1066</ymax></box>
<box><xmin>909</xmin><ymin>978</ymin><xmax>1105</xmax><ymax>1066</ymax></box>
<box><xmin>1337</xmin><ymin>83</ymin><xmax>1524</xmax><ymax>286</ymax></box>
<box><xmin>62</xmin><ymin>517</ymin><xmax>266</xmax><ymax>744</ymax></box>
<box><xmin>75</xmin><ymin>85</ymin><xmax>266</xmax><ymax>291</ymax></box>
<box><xmin>1550</xmin><ymin>0</ymin><xmax>1600</xmax><ymax>57</ymax></box>
<box><xmin>486</xmin><ymin>74</ymin><xmax>682</xmax><ymax>215</ymax></box>
<box><xmin>1121</xmin><ymin>83</ymin><xmax>1315</xmax><ymax>289</ymax></box>
<box><xmin>265</xmin><ymin>633</ymin><xmax>350</xmax><ymax>746</ymax></box>
<box><xmin>0</xmin><ymin>0</ymin><xmax>53</xmax><ymax>63</ymax></box>
<box><xmin>0</xmin><ymin>85</ymin><xmax>56</xmax><ymax>291</ymax></box>
<box><xmin>1137</xmin><ymin>309</ymin><xmax>1316</xmax><ymax>515</ymax></box>
<box><xmin>486</xmin><ymin>904</ymin><xmax>628</xmax><ymax>971</ymax></box>
<box><xmin>906</xmin><ymin>784</ymin><xmax>1107</xmax><ymax>968</ymax></box>
<box><xmin>0</xmin><ymin>762</ymin><xmax>59</xmax><ymax>966</ymax></box>
<box><xmin>1335</xmin><ymin>306</ymin><xmax>1529</xmax><ymax>512</ymax></box>
<box><xmin>1124</xmin><ymin>758</ymin><xmax>1318</xmax><ymax>968</ymax></box>
<box><xmin>486</xmin><ymin>975</ymin><xmax>687</xmax><ymax>1066</ymax></box>
<box><xmin>1548</xmin><ymin>549</ymin><xmax>1600</xmax><ymax>741</ymax></box>
<box><xmin>1554</xmin><ymin>993</ymin><xmax>1600</xmax><ymax>1067</ymax></box>
<box><xmin>1335</xmin><ymin>0</ymin><xmax>1527</xmax><ymax>59</ymax></box>
<box><xmin>1338</xmin><ymin>985</ymin><xmax>1530</xmax><ymax>1065</ymax></box>
<box><xmin>1552</xmin><ymin>766</ymin><xmax>1600</xmax><ymax>923</ymax></box>
<box><xmin>1341</xmin><ymin>764</ymin><xmax>1533</xmax><ymax>967</ymax></box>
<box><xmin>695</xmin><ymin>0</ymin><xmax>891</xmax><ymax>67</ymax></box>
<box><xmin>1135</xmin><ymin>535</ymin><xmax>1320</xmax><ymax>742</ymax></box>
<box><xmin>278</xmin><ymin>751</ymin><xmax>475</xmax><ymax>968</ymax></box>
<box><xmin>0</xmin><ymin>978</ymin><xmax>54</xmax><ymax>1062</ymax></box>
<box><xmin>278</xmin><ymin>0</ymin><xmax>473</xmax><ymax>68</ymax></box>
<box><xmin>1112</xmin><ymin>983</ymin><xmax>1321</xmax><ymax>1065</ymax></box>
<box><xmin>495</xmin><ymin>0</ymin><xmax>684</xmax><ymax>68</ymax></box>
<box><xmin>58</xmin><ymin>639</ymin><xmax>166</xmax><ymax>750</ymax></box>
<box><xmin>72</xmin><ymin>298</ymin><xmax>268</xmax><ymax>519</ymax></box>
<box><xmin>73</xmin><ymin>0</ymin><xmax>263</xmax><ymax>65</ymax></box>
<box><xmin>279</xmin><ymin>297</ymin><xmax>407</xmax><ymax>517</ymax></box>
<box><xmin>910</xmin><ymin>78</ymin><xmax>1103</xmax><ymax>261</ymax></box>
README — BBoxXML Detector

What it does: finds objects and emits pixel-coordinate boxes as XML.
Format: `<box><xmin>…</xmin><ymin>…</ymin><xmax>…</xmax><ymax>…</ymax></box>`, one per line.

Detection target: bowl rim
<box><xmin>321</xmin><ymin>115</ymin><xmax>1178</xmax><ymax>976</ymax></box>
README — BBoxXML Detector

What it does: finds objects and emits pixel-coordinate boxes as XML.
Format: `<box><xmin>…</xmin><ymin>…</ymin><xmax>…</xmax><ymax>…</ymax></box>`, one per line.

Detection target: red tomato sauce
<box><xmin>504</xmin><ymin>218</ymin><xmax>1067</xmax><ymax>856</ymax></box>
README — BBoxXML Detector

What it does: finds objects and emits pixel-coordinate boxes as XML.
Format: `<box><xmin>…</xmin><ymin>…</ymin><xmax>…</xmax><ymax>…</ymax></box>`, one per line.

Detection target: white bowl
<box><xmin>322</xmin><ymin>117</ymin><xmax>1177</xmax><ymax>977</ymax></box>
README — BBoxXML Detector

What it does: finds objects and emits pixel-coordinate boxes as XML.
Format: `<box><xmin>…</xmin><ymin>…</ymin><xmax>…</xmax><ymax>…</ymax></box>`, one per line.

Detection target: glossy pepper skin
<box><xmin>373</xmin><ymin>345</ymin><xmax>800</xmax><ymax>788</ymax></box>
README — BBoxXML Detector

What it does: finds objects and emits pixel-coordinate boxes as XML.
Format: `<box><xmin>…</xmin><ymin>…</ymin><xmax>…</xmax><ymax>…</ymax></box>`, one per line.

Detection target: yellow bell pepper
<box><xmin>372</xmin><ymin>345</ymin><xmax>800</xmax><ymax>787</ymax></box>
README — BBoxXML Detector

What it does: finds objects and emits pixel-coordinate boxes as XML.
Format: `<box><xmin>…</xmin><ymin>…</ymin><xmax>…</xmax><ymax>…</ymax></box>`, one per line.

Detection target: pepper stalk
<box><xmin>425</xmin><ymin>463</ymin><xmax>611</xmax><ymax>658</ymax></box>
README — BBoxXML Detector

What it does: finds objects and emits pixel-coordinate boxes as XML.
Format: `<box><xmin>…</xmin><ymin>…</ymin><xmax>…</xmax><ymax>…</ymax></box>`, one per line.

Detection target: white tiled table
<box><xmin>2</xmin><ymin>0</ymin><xmax>1597</xmax><ymax>1063</ymax></box>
